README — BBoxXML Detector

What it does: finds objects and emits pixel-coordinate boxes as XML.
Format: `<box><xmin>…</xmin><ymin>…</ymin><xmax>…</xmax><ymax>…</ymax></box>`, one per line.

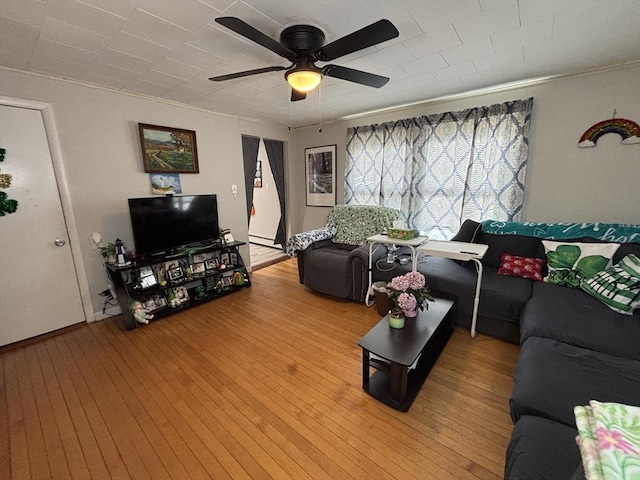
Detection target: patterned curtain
<box><xmin>345</xmin><ymin>98</ymin><xmax>533</xmax><ymax>240</ymax></box>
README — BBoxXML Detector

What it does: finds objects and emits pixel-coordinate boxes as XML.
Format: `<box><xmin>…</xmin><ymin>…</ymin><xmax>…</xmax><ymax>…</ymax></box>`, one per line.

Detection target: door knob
<box><xmin>54</xmin><ymin>238</ymin><xmax>66</xmax><ymax>246</ymax></box>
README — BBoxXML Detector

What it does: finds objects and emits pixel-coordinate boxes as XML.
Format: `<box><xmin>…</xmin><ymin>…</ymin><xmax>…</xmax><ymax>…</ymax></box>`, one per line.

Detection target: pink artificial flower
<box><xmin>389</xmin><ymin>275</ymin><xmax>410</xmax><ymax>292</ymax></box>
<box><xmin>406</xmin><ymin>271</ymin><xmax>426</xmax><ymax>290</ymax></box>
<box><xmin>397</xmin><ymin>292</ymin><xmax>417</xmax><ymax>310</ymax></box>
<box><xmin>597</xmin><ymin>427</ymin><xmax>639</xmax><ymax>455</ymax></box>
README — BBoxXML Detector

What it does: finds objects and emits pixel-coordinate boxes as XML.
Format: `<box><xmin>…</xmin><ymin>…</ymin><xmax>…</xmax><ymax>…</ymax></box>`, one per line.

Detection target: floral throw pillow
<box><xmin>497</xmin><ymin>253</ymin><xmax>545</xmax><ymax>281</ymax></box>
<box><xmin>542</xmin><ymin>240</ymin><xmax>620</xmax><ymax>288</ymax></box>
<box><xmin>574</xmin><ymin>401</ymin><xmax>640</xmax><ymax>480</ymax></box>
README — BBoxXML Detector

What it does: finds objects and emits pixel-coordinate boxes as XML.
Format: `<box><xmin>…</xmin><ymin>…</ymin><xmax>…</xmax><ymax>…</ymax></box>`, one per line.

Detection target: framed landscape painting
<box><xmin>138</xmin><ymin>123</ymin><xmax>199</xmax><ymax>173</ymax></box>
<box><xmin>305</xmin><ymin>144</ymin><xmax>336</xmax><ymax>207</ymax></box>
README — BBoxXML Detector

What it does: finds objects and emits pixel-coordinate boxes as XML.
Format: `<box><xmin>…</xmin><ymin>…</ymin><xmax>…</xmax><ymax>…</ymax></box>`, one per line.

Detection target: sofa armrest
<box><xmin>347</xmin><ymin>244</ymin><xmax>392</xmax><ymax>303</ymax></box>
<box><xmin>296</xmin><ymin>238</ymin><xmax>335</xmax><ymax>283</ymax></box>
<box><xmin>348</xmin><ymin>246</ymin><xmax>371</xmax><ymax>303</ymax></box>
<box><xmin>285</xmin><ymin>225</ymin><xmax>337</xmax><ymax>257</ymax></box>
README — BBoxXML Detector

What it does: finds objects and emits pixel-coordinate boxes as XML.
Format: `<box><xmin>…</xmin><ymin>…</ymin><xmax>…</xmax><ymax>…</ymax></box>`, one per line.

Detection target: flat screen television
<box><xmin>128</xmin><ymin>194</ymin><xmax>220</xmax><ymax>257</ymax></box>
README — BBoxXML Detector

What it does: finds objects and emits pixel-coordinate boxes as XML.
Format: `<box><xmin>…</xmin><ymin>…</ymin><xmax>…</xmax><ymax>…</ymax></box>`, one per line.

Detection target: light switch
<box><xmin>231</xmin><ymin>184</ymin><xmax>237</xmax><ymax>194</ymax></box>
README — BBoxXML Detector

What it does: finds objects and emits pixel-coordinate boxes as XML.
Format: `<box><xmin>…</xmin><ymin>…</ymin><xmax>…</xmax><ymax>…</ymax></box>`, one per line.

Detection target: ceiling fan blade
<box><xmin>209</xmin><ymin>66</ymin><xmax>287</xmax><ymax>82</ymax></box>
<box><xmin>322</xmin><ymin>65</ymin><xmax>389</xmax><ymax>88</ymax></box>
<box><xmin>215</xmin><ymin>17</ymin><xmax>295</xmax><ymax>60</ymax></box>
<box><xmin>317</xmin><ymin>19</ymin><xmax>399</xmax><ymax>61</ymax></box>
<box><xmin>291</xmin><ymin>89</ymin><xmax>306</xmax><ymax>102</ymax></box>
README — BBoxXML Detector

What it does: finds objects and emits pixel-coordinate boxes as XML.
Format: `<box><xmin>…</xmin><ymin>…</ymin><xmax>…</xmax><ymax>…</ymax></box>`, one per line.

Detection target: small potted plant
<box><xmin>99</xmin><ymin>242</ymin><xmax>117</xmax><ymax>264</ymax></box>
<box><xmin>387</xmin><ymin>271</ymin><xmax>434</xmax><ymax>320</ymax></box>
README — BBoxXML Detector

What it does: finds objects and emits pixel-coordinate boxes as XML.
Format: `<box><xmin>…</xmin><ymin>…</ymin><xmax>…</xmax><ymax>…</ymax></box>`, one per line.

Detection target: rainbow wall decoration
<box><xmin>578</xmin><ymin>117</ymin><xmax>640</xmax><ymax>148</ymax></box>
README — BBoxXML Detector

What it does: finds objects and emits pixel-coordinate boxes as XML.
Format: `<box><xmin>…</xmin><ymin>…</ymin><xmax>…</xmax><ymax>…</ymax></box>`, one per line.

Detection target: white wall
<box><xmin>0</xmin><ymin>68</ymin><xmax>294</xmax><ymax>320</ymax></box>
<box><xmin>293</xmin><ymin>63</ymin><xmax>640</xmax><ymax>233</ymax></box>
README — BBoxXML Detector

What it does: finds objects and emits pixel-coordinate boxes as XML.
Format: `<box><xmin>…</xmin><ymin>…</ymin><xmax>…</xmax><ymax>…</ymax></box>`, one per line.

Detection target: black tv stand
<box><xmin>106</xmin><ymin>240</ymin><xmax>250</xmax><ymax>330</ymax></box>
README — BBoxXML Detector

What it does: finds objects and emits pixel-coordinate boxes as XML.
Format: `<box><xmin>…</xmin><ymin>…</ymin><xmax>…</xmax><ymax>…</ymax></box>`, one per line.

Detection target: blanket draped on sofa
<box><xmin>481</xmin><ymin>220</ymin><xmax>640</xmax><ymax>244</ymax></box>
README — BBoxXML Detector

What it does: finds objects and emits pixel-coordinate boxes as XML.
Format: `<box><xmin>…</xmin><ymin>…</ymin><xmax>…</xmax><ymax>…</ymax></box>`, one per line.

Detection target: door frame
<box><xmin>1</xmin><ymin>95</ymin><xmax>92</xmax><ymax>323</ymax></box>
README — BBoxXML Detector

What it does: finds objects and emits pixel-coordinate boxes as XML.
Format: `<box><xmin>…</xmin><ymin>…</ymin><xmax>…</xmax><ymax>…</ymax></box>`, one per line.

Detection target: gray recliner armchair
<box><xmin>286</xmin><ymin>205</ymin><xmax>400</xmax><ymax>302</ymax></box>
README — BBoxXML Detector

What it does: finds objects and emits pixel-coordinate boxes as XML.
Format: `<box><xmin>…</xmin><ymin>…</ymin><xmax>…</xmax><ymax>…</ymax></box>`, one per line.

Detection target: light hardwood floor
<box><xmin>1</xmin><ymin>259</ymin><xmax>520</xmax><ymax>480</ymax></box>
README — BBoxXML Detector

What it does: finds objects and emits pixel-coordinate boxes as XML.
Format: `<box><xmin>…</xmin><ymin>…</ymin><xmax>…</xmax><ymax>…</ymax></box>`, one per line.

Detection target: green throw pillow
<box><xmin>542</xmin><ymin>240</ymin><xmax>620</xmax><ymax>288</ymax></box>
<box><xmin>581</xmin><ymin>254</ymin><xmax>640</xmax><ymax>315</ymax></box>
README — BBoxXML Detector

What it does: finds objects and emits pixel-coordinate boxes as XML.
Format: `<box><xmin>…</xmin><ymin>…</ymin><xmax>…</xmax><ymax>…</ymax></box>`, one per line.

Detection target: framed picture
<box><xmin>138</xmin><ymin>123</ymin><xmax>199</xmax><ymax>173</ymax></box>
<box><xmin>150</xmin><ymin>173</ymin><xmax>182</xmax><ymax>195</ymax></box>
<box><xmin>167</xmin><ymin>266</ymin><xmax>184</xmax><ymax>281</ymax></box>
<box><xmin>191</xmin><ymin>262</ymin><xmax>205</xmax><ymax>274</ymax></box>
<box><xmin>192</xmin><ymin>253</ymin><xmax>208</xmax><ymax>263</ymax></box>
<box><xmin>305</xmin><ymin>144</ymin><xmax>336</xmax><ymax>207</ymax></box>
<box><xmin>142</xmin><ymin>294</ymin><xmax>167</xmax><ymax>312</ymax></box>
<box><xmin>205</xmin><ymin>259</ymin><xmax>218</xmax><ymax>270</ymax></box>
<box><xmin>254</xmin><ymin>160</ymin><xmax>262</xmax><ymax>188</ymax></box>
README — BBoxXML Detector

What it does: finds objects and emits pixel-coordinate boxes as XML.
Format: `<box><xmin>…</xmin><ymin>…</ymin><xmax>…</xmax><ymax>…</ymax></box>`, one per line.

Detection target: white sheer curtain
<box><xmin>345</xmin><ymin>98</ymin><xmax>533</xmax><ymax>240</ymax></box>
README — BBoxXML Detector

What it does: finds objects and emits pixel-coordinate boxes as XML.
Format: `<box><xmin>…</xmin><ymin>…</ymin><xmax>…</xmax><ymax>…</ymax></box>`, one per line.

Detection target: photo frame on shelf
<box><xmin>305</xmin><ymin>144</ymin><xmax>336</xmax><ymax>207</ymax></box>
<box><xmin>192</xmin><ymin>253</ymin><xmax>209</xmax><ymax>263</ymax></box>
<box><xmin>205</xmin><ymin>259</ymin><xmax>218</xmax><ymax>270</ymax></box>
<box><xmin>167</xmin><ymin>266</ymin><xmax>184</xmax><ymax>281</ymax></box>
<box><xmin>191</xmin><ymin>262</ymin><xmax>205</xmax><ymax>274</ymax></box>
<box><xmin>142</xmin><ymin>294</ymin><xmax>167</xmax><ymax>312</ymax></box>
<box><xmin>171</xmin><ymin>286</ymin><xmax>189</xmax><ymax>305</ymax></box>
<box><xmin>138</xmin><ymin>123</ymin><xmax>199</xmax><ymax>173</ymax></box>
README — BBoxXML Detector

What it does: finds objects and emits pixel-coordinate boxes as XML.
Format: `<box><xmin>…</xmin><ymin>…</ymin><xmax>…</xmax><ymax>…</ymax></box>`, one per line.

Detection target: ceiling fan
<box><xmin>209</xmin><ymin>17</ymin><xmax>399</xmax><ymax>101</ymax></box>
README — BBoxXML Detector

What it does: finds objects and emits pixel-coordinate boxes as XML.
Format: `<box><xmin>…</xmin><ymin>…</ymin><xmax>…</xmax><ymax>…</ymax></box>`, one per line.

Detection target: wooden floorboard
<box><xmin>1</xmin><ymin>258</ymin><xmax>520</xmax><ymax>479</ymax></box>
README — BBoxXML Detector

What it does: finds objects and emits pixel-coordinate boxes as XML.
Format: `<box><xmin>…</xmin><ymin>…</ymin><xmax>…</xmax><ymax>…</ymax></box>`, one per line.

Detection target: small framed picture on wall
<box><xmin>305</xmin><ymin>144</ymin><xmax>336</xmax><ymax>207</ymax></box>
<box><xmin>254</xmin><ymin>160</ymin><xmax>262</xmax><ymax>188</ymax></box>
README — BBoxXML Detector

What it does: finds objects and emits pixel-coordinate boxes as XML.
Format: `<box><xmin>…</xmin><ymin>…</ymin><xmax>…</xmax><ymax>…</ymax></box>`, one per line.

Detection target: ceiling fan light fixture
<box><xmin>286</xmin><ymin>69</ymin><xmax>322</xmax><ymax>92</ymax></box>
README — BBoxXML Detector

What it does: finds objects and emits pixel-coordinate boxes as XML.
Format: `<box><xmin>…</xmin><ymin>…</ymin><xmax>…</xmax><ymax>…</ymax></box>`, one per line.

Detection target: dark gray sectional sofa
<box><xmin>368</xmin><ymin>219</ymin><xmax>640</xmax><ymax>479</ymax></box>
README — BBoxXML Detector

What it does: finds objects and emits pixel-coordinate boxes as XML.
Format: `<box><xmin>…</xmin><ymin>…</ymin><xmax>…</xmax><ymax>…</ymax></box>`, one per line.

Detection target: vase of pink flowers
<box><xmin>387</xmin><ymin>271</ymin><xmax>434</xmax><ymax>319</ymax></box>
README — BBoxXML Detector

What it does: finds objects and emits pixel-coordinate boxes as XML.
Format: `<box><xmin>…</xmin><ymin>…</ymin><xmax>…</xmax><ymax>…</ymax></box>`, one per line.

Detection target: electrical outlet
<box><xmin>231</xmin><ymin>184</ymin><xmax>237</xmax><ymax>194</ymax></box>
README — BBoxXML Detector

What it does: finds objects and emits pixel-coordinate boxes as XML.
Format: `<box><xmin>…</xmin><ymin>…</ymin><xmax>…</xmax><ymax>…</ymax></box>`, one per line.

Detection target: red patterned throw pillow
<box><xmin>497</xmin><ymin>253</ymin><xmax>545</xmax><ymax>281</ymax></box>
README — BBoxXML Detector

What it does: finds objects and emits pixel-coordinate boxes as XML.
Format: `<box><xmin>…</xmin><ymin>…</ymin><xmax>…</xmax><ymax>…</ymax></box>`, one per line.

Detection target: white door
<box><xmin>0</xmin><ymin>104</ymin><xmax>86</xmax><ymax>346</ymax></box>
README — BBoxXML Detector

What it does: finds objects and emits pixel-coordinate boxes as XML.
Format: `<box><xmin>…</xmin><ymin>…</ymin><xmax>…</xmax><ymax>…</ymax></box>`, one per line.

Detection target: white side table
<box><xmin>417</xmin><ymin>240</ymin><xmax>489</xmax><ymax>338</ymax></box>
<box><xmin>365</xmin><ymin>234</ymin><xmax>429</xmax><ymax>306</ymax></box>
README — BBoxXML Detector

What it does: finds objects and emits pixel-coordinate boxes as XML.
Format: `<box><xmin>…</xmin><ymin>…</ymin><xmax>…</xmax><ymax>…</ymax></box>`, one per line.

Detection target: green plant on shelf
<box><xmin>99</xmin><ymin>242</ymin><xmax>116</xmax><ymax>257</ymax></box>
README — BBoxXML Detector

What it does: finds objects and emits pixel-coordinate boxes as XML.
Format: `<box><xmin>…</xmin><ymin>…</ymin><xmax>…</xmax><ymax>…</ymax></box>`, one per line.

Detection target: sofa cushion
<box><xmin>505</xmin><ymin>415</ymin><xmax>581</xmax><ymax>480</ymax></box>
<box><xmin>542</xmin><ymin>240</ymin><xmax>620</xmax><ymax>288</ymax></box>
<box><xmin>476</xmin><ymin>231</ymin><xmax>544</xmax><ymax>268</ymax></box>
<box><xmin>510</xmin><ymin>337</ymin><xmax>640</xmax><ymax>427</ymax></box>
<box><xmin>414</xmin><ymin>257</ymin><xmax>533</xmax><ymax>323</ymax></box>
<box><xmin>580</xmin><ymin>254</ymin><xmax>640</xmax><ymax>315</ymax></box>
<box><xmin>613</xmin><ymin>241</ymin><xmax>640</xmax><ymax>263</ymax></box>
<box><xmin>522</xmin><ymin>281</ymin><xmax>640</xmax><ymax>360</ymax></box>
<box><xmin>450</xmin><ymin>219</ymin><xmax>482</xmax><ymax>243</ymax></box>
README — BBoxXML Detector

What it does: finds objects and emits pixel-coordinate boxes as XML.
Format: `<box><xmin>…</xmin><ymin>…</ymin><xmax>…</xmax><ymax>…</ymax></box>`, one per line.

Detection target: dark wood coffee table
<box><xmin>358</xmin><ymin>297</ymin><xmax>455</xmax><ymax>411</ymax></box>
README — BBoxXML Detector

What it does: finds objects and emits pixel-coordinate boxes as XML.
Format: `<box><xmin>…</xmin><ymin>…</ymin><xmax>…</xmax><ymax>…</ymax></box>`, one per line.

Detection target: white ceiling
<box><xmin>1</xmin><ymin>0</ymin><xmax>639</xmax><ymax>128</ymax></box>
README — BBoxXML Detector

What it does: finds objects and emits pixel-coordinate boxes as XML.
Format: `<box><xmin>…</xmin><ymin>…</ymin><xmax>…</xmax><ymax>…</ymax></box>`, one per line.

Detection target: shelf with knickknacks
<box><xmin>105</xmin><ymin>238</ymin><xmax>251</xmax><ymax>330</ymax></box>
